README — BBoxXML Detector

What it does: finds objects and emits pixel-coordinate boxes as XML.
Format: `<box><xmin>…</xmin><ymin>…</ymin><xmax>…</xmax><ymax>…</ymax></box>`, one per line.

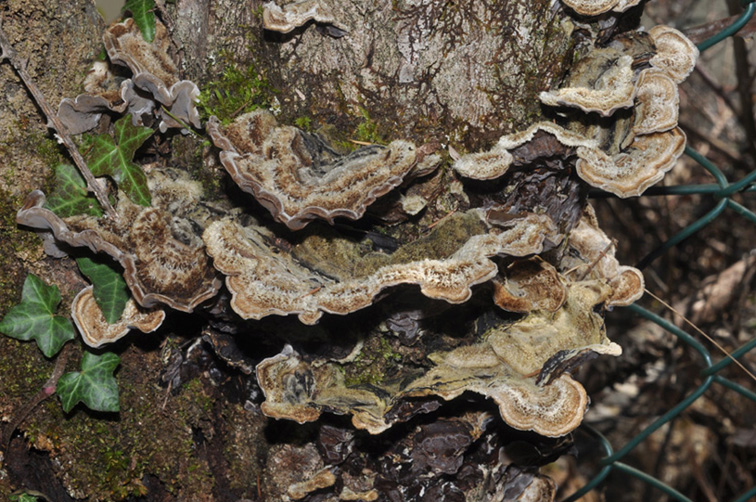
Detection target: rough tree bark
<box><xmin>0</xmin><ymin>0</ymin><xmax>593</xmax><ymax>500</ymax></box>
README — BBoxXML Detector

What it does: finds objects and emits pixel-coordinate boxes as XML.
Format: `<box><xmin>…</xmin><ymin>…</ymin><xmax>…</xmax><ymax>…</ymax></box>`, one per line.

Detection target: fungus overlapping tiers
<box><xmin>207</xmin><ymin>111</ymin><xmax>438</xmax><ymax>230</ymax></box>
<box><xmin>17</xmin><ymin>170</ymin><xmax>222</xmax><ymax>313</ymax></box>
<box><xmin>58</xmin><ymin>18</ymin><xmax>199</xmax><ymax>134</ymax></box>
<box><xmin>203</xmin><ymin>211</ymin><xmax>558</xmax><ymax>325</ymax></box>
<box><xmin>463</xmin><ymin>24</ymin><xmax>697</xmax><ymax>198</ymax></box>
<box><xmin>256</xmin><ymin>283</ymin><xmax>621</xmax><ymax>437</ymax></box>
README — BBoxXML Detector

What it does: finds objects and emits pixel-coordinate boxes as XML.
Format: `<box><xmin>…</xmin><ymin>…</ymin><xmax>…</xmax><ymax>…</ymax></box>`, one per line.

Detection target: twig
<box><xmin>160</xmin><ymin>105</ymin><xmax>202</xmax><ymax>137</ymax></box>
<box><xmin>2</xmin><ymin>343</ymin><xmax>73</xmax><ymax>452</ymax></box>
<box><xmin>0</xmin><ymin>20</ymin><xmax>117</xmax><ymax>219</ymax></box>
<box><xmin>683</xmin><ymin>12</ymin><xmax>756</xmax><ymax>45</ymax></box>
<box><xmin>644</xmin><ymin>288</ymin><xmax>756</xmax><ymax>383</ymax></box>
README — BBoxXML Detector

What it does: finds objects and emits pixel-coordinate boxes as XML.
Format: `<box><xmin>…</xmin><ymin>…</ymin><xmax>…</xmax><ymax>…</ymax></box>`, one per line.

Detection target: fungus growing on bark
<box><xmin>72</xmin><ymin>286</ymin><xmax>165</xmax><ymax>348</ymax></box>
<box><xmin>256</xmin><ymin>284</ymin><xmax>620</xmax><ymax>437</ymax></box>
<box><xmin>575</xmin><ymin>127</ymin><xmax>686</xmax><ymax>198</ymax></box>
<box><xmin>492</xmin><ymin>259</ymin><xmax>567</xmax><ymax>314</ymax></box>
<box><xmin>562</xmin><ymin>205</ymin><xmax>644</xmax><ymax>307</ymax></box>
<box><xmin>204</xmin><ymin>211</ymin><xmax>557</xmax><ymax>324</ymax></box>
<box><xmin>561</xmin><ymin>0</ymin><xmax>642</xmax><ymax>15</ymax></box>
<box><xmin>648</xmin><ymin>25</ymin><xmax>700</xmax><ymax>84</ymax></box>
<box><xmin>207</xmin><ymin>111</ymin><xmax>438</xmax><ymax>230</ymax></box>
<box><xmin>539</xmin><ymin>55</ymin><xmax>636</xmax><ymax>116</ymax></box>
<box><xmin>262</xmin><ymin>0</ymin><xmax>348</xmax><ymax>36</ymax></box>
<box><xmin>452</xmin><ymin>122</ymin><xmax>596</xmax><ymax>181</ymax></box>
<box><xmin>17</xmin><ymin>170</ymin><xmax>222</xmax><ymax>312</ymax></box>
<box><xmin>632</xmin><ymin>69</ymin><xmax>679</xmax><ymax>136</ymax></box>
<box><xmin>104</xmin><ymin>18</ymin><xmax>200</xmax><ymax>131</ymax></box>
<box><xmin>57</xmin><ymin>62</ymin><xmax>129</xmax><ymax>134</ymax></box>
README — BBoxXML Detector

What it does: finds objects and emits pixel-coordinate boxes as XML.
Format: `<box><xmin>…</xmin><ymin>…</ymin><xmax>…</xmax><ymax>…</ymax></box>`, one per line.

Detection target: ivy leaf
<box><xmin>44</xmin><ymin>164</ymin><xmax>103</xmax><ymax>218</ymax></box>
<box><xmin>85</xmin><ymin>115</ymin><xmax>154</xmax><ymax>207</ymax></box>
<box><xmin>57</xmin><ymin>351</ymin><xmax>121</xmax><ymax>413</ymax></box>
<box><xmin>0</xmin><ymin>274</ymin><xmax>75</xmax><ymax>357</ymax></box>
<box><xmin>123</xmin><ymin>0</ymin><xmax>156</xmax><ymax>43</ymax></box>
<box><xmin>76</xmin><ymin>257</ymin><xmax>129</xmax><ymax>324</ymax></box>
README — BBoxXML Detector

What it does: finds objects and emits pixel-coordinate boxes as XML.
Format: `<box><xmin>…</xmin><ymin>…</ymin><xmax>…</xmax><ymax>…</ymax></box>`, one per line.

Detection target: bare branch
<box><xmin>683</xmin><ymin>12</ymin><xmax>756</xmax><ymax>45</ymax></box>
<box><xmin>0</xmin><ymin>20</ymin><xmax>118</xmax><ymax>219</ymax></box>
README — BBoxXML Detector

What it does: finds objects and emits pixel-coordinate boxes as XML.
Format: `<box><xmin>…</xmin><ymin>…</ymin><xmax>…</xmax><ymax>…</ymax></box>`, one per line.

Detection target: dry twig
<box><xmin>0</xmin><ymin>19</ymin><xmax>117</xmax><ymax>219</ymax></box>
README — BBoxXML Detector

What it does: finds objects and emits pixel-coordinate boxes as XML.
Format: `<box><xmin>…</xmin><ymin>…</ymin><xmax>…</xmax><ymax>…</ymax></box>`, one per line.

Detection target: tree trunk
<box><xmin>1</xmin><ymin>1</ymin><xmax>594</xmax><ymax>500</ymax></box>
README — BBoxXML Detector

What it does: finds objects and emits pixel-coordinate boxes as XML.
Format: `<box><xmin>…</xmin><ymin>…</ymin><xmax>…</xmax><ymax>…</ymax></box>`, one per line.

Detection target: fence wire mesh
<box><xmin>566</xmin><ymin>2</ymin><xmax>756</xmax><ymax>500</ymax></box>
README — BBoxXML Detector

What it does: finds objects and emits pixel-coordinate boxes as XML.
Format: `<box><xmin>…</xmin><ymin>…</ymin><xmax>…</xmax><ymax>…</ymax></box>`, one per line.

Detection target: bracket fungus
<box><xmin>648</xmin><ymin>25</ymin><xmax>700</xmax><ymax>84</ymax></box>
<box><xmin>207</xmin><ymin>111</ymin><xmax>438</xmax><ymax>230</ymax></box>
<box><xmin>492</xmin><ymin>259</ymin><xmax>568</xmax><ymax>314</ymax></box>
<box><xmin>104</xmin><ymin>18</ymin><xmax>200</xmax><ymax>132</ymax></box>
<box><xmin>452</xmin><ymin>122</ymin><xmax>597</xmax><ymax>181</ymax></box>
<box><xmin>574</xmin><ymin>127</ymin><xmax>686</xmax><ymax>197</ymax></box>
<box><xmin>72</xmin><ymin>286</ymin><xmax>165</xmax><ymax>348</ymax></box>
<box><xmin>561</xmin><ymin>0</ymin><xmax>642</xmax><ymax>16</ymax></box>
<box><xmin>262</xmin><ymin>0</ymin><xmax>348</xmax><ymax>36</ymax></box>
<box><xmin>257</xmin><ymin>283</ymin><xmax>619</xmax><ymax>437</ymax></box>
<box><xmin>203</xmin><ymin>211</ymin><xmax>558</xmax><ymax>325</ymax></box>
<box><xmin>12</xmin><ymin>2</ymin><xmax>688</xmax><ymax>493</ymax></box>
<box><xmin>17</xmin><ymin>170</ymin><xmax>222</xmax><ymax>312</ymax></box>
<box><xmin>539</xmin><ymin>54</ymin><xmax>636</xmax><ymax>116</ymax></box>
<box><xmin>457</xmin><ymin>23</ymin><xmax>696</xmax><ymax>198</ymax></box>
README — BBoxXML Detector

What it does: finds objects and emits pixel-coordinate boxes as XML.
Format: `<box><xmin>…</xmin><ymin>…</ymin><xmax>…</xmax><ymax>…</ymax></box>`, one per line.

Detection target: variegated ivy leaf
<box><xmin>76</xmin><ymin>257</ymin><xmax>129</xmax><ymax>324</ymax></box>
<box><xmin>123</xmin><ymin>0</ymin><xmax>156</xmax><ymax>43</ymax></box>
<box><xmin>44</xmin><ymin>164</ymin><xmax>103</xmax><ymax>218</ymax></box>
<box><xmin>86</xmin><ymin>114</ymin><xmax>154</xmax><ymax>207</ymax></box>
<box><xmin>0</xmin><ymin>274</ymin><xmax>75</xmax><ymax>357</ymax></box>
<box><xmin>57</xmin><ymin>351</ymin><xmax>120</xmax><ymax>413</ymax></box>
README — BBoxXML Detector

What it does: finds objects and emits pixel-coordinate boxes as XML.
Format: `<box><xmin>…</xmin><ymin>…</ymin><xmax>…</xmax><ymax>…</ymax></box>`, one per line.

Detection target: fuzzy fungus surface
<box><xmin>3</xmin><ymin>0</ymin><xmax>699</xmax><ymax>498</ymax></box>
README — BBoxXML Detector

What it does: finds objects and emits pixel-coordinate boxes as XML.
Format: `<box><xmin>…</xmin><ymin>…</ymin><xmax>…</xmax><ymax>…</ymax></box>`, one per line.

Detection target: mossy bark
<box><xmin>0</xmin><ymin>1</ymin><xmax>576</xmax><ymax>500</ymax></box>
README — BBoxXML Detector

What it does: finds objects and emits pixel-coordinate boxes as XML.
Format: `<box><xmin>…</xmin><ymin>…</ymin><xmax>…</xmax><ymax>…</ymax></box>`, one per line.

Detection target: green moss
<box><xmin>25</xmin><ymin>129</ymin><xmax>65</xmax><ymax>176</ymax></box>
<box><xmin>198</xmin><ymin>52</ymin><xmax>275</xmax><ymax>124</ymax></box>
<box><xmin>343</xmin><ymin>337</ymin><xmax>403</xmax><ymax>387</ymax></box>
<box><xmin>294</xmin><ymin>116</ymin><xmax>313</xmax><ymax>131</ymax></box>
<box><xmin>14</xmin><ymin>347</ymin><xmax>217</xmax><ymax>500</ymax></box>
<box><xmin>0</xmin><ymin>189</ymin><xmax>42</xmax><ymax>316</ymax></box>
<box><xmin>352</xmin><ymin>107</ymin><xmax>386</xmax><ymax>145</ymax></box>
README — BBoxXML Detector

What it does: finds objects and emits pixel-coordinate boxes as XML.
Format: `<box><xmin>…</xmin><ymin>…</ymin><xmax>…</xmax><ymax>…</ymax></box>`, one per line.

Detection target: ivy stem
<box><xmin>2</xmin><ymin>343</ymin><xmax>72</xmax><ymax>453</ymax></box>
<box><xmin>0</xmin><ymin>21</ymin><xmax>118</xmax><ymax>220</ymax></box>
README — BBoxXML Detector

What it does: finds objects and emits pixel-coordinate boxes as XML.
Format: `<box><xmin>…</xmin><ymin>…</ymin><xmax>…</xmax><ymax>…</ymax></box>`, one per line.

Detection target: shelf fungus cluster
<box><xmin>18</xmin><ymin>169</ymin><xmax>222</xmax><ymax>345</ymax></box>
<box><xmin>58</xmin><ymin>18</ymin><xmax>200</xmax><ymax>134</ymax></box>
<box><xmin>14</xmin><ymin>3</ymin><xmax>698</xmax><ymax>497</ymax></box>
<box><xmin>457</xmin><ymin>22</ymin><xmax>697</xmax><ymax>198</ymax></box>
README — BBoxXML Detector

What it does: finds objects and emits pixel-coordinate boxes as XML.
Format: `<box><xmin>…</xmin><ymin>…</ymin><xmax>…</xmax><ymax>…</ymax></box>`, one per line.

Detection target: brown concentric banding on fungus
<box><xmin>17</xmin><ymin>191</ymin><xmax>221</xmax><ymax>312</ymax></box>
<box><xmin>256</xmin><ymin>285</ymin><xmax>619</xmax><ymax>436</ymax></box>
<box><xmin>632</xmin><ymin>69</ymin><xmax>679</xmax><ymax>136</ymax></box>
<box><xmin>561</xmin><ymin>0</ymin><xmax>619</xmax><ymax>16</ymax></box>
<box><xmin>539</xmin><ymin>55</ymin><xmax>636</xmax><ymax>116</ymax></box>
<box><xmin>262</xmin><ymin>0</ymin><xmax>347</xmax><ymax>34</ymax></box>
<box><xmin>575</xmin><ymin>127</ymin><xmax>685</xmax><ymax>197</ymax></box>
<box><xmin>492</xmin><ymin>259</ymin><xmax>567</xmax><ymax>313</ymax></box>
<box><xmin>452</xmin><ymin>122</ymin><xmax>597</xmax><ymax>181</ymax></box>
<box><xmin>649</xmin><ymin>25</ymin><xmax>699</xmax><ymax>84</ymax></box>
<box><xmin>207</xmin><ymin>111</ymin><xmax>435</xmax><ymax>230</ymax></box>
<box><xmin>561</xmin><ymin>0</ymin><xmax>641</xmax><ymax>15</ymax></box>
<box><xmin>204</xmin><ymin>211</ymin><xmax>557</xmax><ymax>324</ymax></box>
<box><xmin>72</xmin><ymin>286</ymin><xmax>165</xmax><ymax>348</ymax></box>
<box><xmin>104</xmin><ymin>18</ymin><xmax>200</xmax><ymax>130</ymax></box>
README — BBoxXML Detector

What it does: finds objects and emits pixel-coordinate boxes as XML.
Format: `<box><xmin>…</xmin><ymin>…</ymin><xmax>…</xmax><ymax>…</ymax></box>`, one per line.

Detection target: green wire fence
<box><xmin>567</xmin><ymin>2</ymin><xmax>756</xmax><ymax>500</ymax></box>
